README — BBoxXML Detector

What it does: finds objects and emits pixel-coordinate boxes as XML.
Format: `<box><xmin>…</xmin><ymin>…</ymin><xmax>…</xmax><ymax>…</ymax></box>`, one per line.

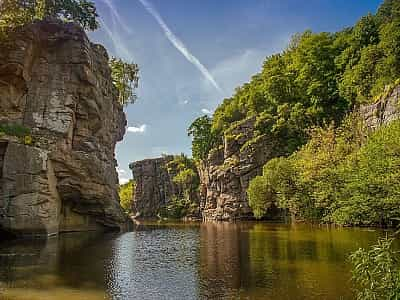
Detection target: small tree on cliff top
<box><xmin>0</xmin><ymin>0</ymin><xmax>99</xmax><ymax>34</ymax></box>
<box><xmin>109</xmin><ymin>57</ymin><xmax>140</xmax><ymax>106</ymax></box>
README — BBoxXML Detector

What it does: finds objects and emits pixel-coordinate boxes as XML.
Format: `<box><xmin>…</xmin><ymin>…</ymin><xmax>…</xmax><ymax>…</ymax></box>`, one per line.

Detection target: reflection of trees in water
<box><xmin>199</xmin><ymin>222</ymin><xmax>252</xmax><ymax>299</ymax></box>
<box><xmin>199</xmin><ymin>222</ymin><xmax>385</xmax><ymax>300</ymax></box>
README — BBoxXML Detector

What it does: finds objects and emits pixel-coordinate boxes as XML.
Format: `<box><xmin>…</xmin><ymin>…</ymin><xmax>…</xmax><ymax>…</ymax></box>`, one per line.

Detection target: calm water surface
<box><xmin>0</xmin><ymin>222</ymin><xmax>392</xmax><ymax>300</ymax></box>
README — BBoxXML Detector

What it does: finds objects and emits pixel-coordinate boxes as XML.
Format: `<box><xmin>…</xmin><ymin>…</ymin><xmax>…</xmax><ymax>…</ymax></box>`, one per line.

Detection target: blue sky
<box><xmin>89</xmin><ymin>0</ymin><xmax>382</xmax><ymax>183</ymax></box>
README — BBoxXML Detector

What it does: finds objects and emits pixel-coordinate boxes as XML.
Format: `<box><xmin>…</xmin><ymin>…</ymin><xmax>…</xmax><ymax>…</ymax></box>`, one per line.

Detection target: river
<box><xmin>0</xmin><ymin>222</ymin><xmax>391</xmax><ymax>300</ymax></box>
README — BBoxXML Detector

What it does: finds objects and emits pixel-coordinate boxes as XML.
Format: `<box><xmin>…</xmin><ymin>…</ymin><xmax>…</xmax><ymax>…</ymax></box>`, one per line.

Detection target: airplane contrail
<box><xmin>101</xmin><ymin>0</ymin><xmax>133</xmax><ymax>34</ymax></box>
<box><xmin>99</xmin><ymin>17</ymin><xmax>133</xmax><ymax>61</ymax></box>
<box><xmin>138</xmin><ymin>0</ymin><xmax>223</xmax><ymax>93</ymax></box>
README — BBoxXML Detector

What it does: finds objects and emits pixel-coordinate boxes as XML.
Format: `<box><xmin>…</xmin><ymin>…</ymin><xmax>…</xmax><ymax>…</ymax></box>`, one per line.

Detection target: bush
<box><xmin>350</xmin><ymin>237</ymin><xmax>400</xmax><ymax>300</ymax></box>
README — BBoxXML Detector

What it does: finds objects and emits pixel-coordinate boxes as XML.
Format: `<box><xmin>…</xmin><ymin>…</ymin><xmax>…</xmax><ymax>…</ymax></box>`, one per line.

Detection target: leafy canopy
<box><xmin>119</xmin><ymin>180</ymin><xmax>135</xmax><ymax>214</ymax></box>
<box><xmin>189</xmin><ymin>0</ymin><xmax>400</xmax><ymax>161</ymax></box>
<box><xmin>109</xmin><ymin>57</ymin><xmax>140</xmax><ymax>106</ymax></box>
<box><xmin>0</xmin><ymin>0</ymin><xmax>99</xmax><ymax>35</ymax></box>
<box><xmin>187</xmin><ymin>115</ymin><xmax>216</xmax><ymax>161</ymax></box>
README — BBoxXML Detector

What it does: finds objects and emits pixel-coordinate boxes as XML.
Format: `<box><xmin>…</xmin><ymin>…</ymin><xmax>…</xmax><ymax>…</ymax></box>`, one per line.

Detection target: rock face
<box><xmin>360</xmin><ymin>85</ymin><xmax>400</xmax><ymax>130</ymax></box>
<box><xmin>130</xmin><ymin>156</ymin><xmax>200</xmax><ymax>219</ymax></box>
<box><xmin>130</xmin><ymin>156</ymin><xmax>175</xmax><ymax>218</ymax></box>
<box><xmin>0</xmin><ymin>20</ymin><xmax>130</xmax><ymax>236</ymax></box>
<box><xmin>198</xmin><ymin>117</ymin><xmax>281</xmax><ymax>221</ymax></box>
<box><xmin>199</xmin><ymin>86</ymin><xmax>400</xmax><ymax>221</ymax></box>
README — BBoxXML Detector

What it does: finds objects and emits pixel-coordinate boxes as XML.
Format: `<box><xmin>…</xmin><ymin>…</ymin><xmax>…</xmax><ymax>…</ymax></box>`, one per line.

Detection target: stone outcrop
<box><xmin>130</xmin><ymin>156</ymin><xmax>200</xmax><ymax>219</ymax></box>
<box><xmin>199</xmin><ymin>85</ymin><xmax>400</xmax><ymax>221</ymax></box>
<box><xmin>0</xmin><ymin>20</ymin><xmax>130</xmax><ymax>237</ymax></box>
<box><xmin>198</xmin><ymin>117</ymin><xmax>281</xmax><ymax>221</ymax></box>
<box><xmin>360</xmin><ymin>85</ymin><xmax>400</xmax><ymax>130</ymax></box>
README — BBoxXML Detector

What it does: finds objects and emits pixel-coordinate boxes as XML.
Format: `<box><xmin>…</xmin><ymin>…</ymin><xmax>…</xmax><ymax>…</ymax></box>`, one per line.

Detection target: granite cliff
<box><xmin>0</xmin><ymin>20</ymin><xmax>130</xmax><ymax>237</ymax></box>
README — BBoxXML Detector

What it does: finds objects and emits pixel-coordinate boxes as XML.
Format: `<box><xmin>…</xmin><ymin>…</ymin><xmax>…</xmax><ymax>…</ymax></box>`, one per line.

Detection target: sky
<box><xmin>89</xmin><ymin>0</ymin><xmax>382</xmax><ymax>184</ymax></box>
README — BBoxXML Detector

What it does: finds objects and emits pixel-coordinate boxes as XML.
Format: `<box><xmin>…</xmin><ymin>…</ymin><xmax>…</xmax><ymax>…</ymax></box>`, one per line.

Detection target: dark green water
<box><xmin>0</xmin><ymin>222</ymin><xmax>392</xmax><ymax>299</ymax></box>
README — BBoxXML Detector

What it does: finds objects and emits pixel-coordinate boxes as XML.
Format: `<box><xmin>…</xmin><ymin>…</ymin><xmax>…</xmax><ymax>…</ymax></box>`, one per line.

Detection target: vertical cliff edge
<box><xmin>0</xmin><ymin>20</ymin><xmax>130</xmax><ymax>236</ymax></box>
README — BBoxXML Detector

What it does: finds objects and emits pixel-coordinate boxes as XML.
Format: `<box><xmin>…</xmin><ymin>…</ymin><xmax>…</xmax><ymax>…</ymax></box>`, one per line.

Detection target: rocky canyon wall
<box><xmin>130</xmin><ymin>156</ymin><xmax>200</xmax><ymax>219</ymax></box>
<box><xmin>0</xmin><ymin>20</ymin><xmax>130</xmax><ymax>236</ymax></box>
<box><xmin>198</xmin><ymin>86</ymin><xmax>400</xmax><ymax>221</ymax></box>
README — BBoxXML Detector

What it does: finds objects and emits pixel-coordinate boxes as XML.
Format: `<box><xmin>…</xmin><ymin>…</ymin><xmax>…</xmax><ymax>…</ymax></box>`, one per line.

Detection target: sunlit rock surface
<box><xmin>198</xmin><ymin>117</ymin><xmax>280</xmax><ymax>221</ymax></box>
<box><xmin>0</xmin><ymin>20</ymin><xmax>130</xmax><ymax>236</ymax></box>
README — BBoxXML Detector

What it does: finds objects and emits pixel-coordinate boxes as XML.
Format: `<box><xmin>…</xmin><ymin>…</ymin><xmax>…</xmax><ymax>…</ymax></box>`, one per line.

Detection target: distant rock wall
<box><xmin>0</xmin><ymin>20</ymin><xmax>130</xmax><ymax>236</ymax></box>
<box><xmin>130</xmin><ymin>156</ymin><xmax>175</xmax><ymax>218</ymax></box>
<box><xmin>130</xmin><ymin>156</ymin><xmax>200</xmax><ymax>219</ymax></box>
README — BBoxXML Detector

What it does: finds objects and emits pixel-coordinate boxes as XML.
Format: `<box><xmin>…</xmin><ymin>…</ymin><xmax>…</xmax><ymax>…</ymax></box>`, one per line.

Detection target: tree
<box><xmin>0</xmin><ymin>0</ymin><xmax>99</xmax><ymax>36</ymax></box>
<box><xmin>119</xmin><ymin>180</ymin><xmax>135</xmax><ymax>214</ymax></box>
<box><xmin>188</xmin><ymin>115</ymin><xmax>216</xmax><ymax>161</ymax></box>
<box><xmin>109</xmin><ymin>57</ymin><xmax>140</xmax><ymax>106</ymax></box>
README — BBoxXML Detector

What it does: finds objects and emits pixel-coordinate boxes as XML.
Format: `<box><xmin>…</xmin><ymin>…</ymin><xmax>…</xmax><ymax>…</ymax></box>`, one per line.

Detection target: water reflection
<box><xmin>0</xmin><ymin>222</ymin><xmax>392</xmax><ymax>300</ymax></box>
<box><xmin>198</xmin><ymin>222</ymin><xmax>385</xmax><ymax>300</ymax></box>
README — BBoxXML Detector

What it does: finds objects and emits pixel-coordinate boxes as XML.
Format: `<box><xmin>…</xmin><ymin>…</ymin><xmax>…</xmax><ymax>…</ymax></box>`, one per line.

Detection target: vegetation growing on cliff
<box><xmin>0</xmin><ymin>1</ymin><xmax>140</xmax><ymax>107</ymax></box>
<box><xmin>160</xmin><ymin>154</ymin><xmax>200</xmax><ymax>219</ymax></box>
<box><xmin>248</xmin><ymin>118</ymin><xmax>400</xmax><ymax>226</ymax></box>
<box><xmin>189</xmin><ymin>0</ymin><xmax>400</xmax><ymax>160</ymax></box>
<box><xmin>119</xmin><ymin>180</ymin><xmax>135</xmax><ymax>214</ymax></box>
<box><xmin>0</xmin><ymin>0</ymin><xmax>99</xmax><ymax>36</ymax></box>
<box><xmin>109</xmin><ymin>58</ymin><xmax>140</xmax><ymax>106</ymax></box>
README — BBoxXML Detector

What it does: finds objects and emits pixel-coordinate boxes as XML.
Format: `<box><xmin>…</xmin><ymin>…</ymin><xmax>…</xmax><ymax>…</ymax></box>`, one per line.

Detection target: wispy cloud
<box><xmin>127</xmin><ymin>124</ymin><xmax>147</xmax><ymax>133</ymax></box>
<box><xmin>138</xmin><ymin>0</ymin><xmax>223</xmax><ymax>93</ymax></box>
<box><xmin>101</xmin><ymin>0</ymin><xmax>133</xmax><ymax>34</ymax></box>
<box><xmin>99</xmin><ymin>17</ymin><xmax>133</xmax><ymax>60</ymax></box>
<box><xmin>201</xmin><ymin>108</ymin><xmax>212</xmax><ymax>114</ymax></box>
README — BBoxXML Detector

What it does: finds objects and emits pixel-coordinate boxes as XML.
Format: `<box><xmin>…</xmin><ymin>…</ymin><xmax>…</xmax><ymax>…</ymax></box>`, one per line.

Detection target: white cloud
<box><xmin>183</xmin><ymin>100</ymin><xmax>189</xmax><ymax>105</ymax></box>
<box><xmin>116</xmin><ymin>167</ymin><xmax>126</xmax><ymax>175</ymax></box>
<box><xmin>116</xmin><ymin>167</ymin><xmax>130</xmax><ymax>185</ymax></box>
<box><xmin>119</xmin><ymin>177</ymin><xmax>130</xmax><ymax>184</ymax></box>
<box><xmin>201</xmin><ymin>108</ymin><xmax>212</xmax><ymax>114</ymax></box>
<box><xmin>138</xmin><ymin>0</ymin><xmax>223</xmax><ymax>93</ymax></box>
<box><xmin>127</xmin><ymin>124</ymin><xmax>147</xmax><ymax>133</ymax></box>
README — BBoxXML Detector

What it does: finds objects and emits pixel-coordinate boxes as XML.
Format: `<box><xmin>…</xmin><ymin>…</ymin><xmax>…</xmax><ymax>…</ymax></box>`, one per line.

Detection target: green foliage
<box><xmin>248</xmin><ymin>113</ymin><xmax>400</xmax><ymax>226</ymax></box>
<box><xmin>190</xmin><ymin>0</ymin><xmax>400</xmax><ymax>161</ymax></box>
<box><xmin>350</xmin><ymin>237</ymin><xmax>400</xmax><ymax>300</ymax></box>
<box><xmin>109</xmin><ymin>57</ymin><xmax>140</xmax><ymax>106</ymax></box>
<box><xmin>188</xmin><ymin>115</ymin><xmax>217</xmax><ymax>161</ymax></box>
<box><xmin>0</xmin><ymin>123</ymin><xmax>31</xmax><ymax>137</ymax></box>
<box><xmin>332</xmin><ymin>119</ymin><xmax>400</xmax><ymax>225</ymax></box>
<box><xmin>161</xmin><ymin>154</ymin><xmax>200</xmax><ymax>219</ymax></box>
<box><xmin>119</xmin><ymin>180</ymin><xmax>135</xmax><ymax>214</ymax></box>
<box><xmin>0</xmin><ymin>0</ymin><xmax>99</xmax><ymax>37</ymax></box>
<box><xmin>159</xmin><ymin>196</ymin><xmax>196</xmax><ymax>220</ymax></box>
<box><xmin>248</xmin><ymin>157</ymin><xmax>294</xmax><ymax>218</ymax></box>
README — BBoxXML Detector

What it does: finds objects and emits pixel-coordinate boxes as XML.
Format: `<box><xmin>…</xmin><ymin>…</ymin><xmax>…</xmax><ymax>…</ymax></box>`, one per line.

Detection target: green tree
<box><xmin>0</xmin><ymin>0</ymin><xmax>99</xmax><ymax>36</ymax></box>
<box><xmin>109</xmin><ymin>57</ymin><xmax>140</xmax><ymax>106</ymax></box>
<box><xmin>119</xmin><ymin>180</ymin><xmax>135</xmax><ymax>214</ymax></box>
<box><xmin>188</xmin><ymin>115</ymin><xmax>216</xmax><ymax>161</ymax></box>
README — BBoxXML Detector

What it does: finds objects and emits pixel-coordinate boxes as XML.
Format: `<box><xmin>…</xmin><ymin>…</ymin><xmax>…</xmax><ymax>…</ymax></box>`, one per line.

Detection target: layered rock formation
<box><xmin>0</xmin><ymin>20</ymin><xmax>129</xmax><ymax>236</ymax></box>
<box><xmin>198</xmin><ymin>117</ymin><xmax>281</xmax><ymax>221</ymax></box>
<box><xmin>130</xmin><ymin>156</ymin><xmax>200</xmax><ymax>219</ymax></box>
<box><xmin>360</xmin><ymin>85</ymin><xmax>400</xmax><ymax>129</ymax></box>
<box><xmin>199</xmin><ymin>85</ymin><xmax>400</xmax><ymax>221</ymax></box>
